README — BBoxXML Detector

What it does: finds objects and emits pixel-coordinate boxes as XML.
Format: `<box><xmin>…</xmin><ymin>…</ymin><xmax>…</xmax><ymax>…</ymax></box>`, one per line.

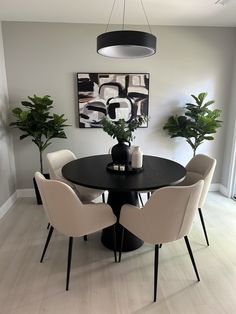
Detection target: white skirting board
<box><xmin>0</xmin><ymin>191</ymin><xmax>17</xmax><ymax>220</ymax></box>
<box><xmin>0</xmin><ymin>184</ymin><xmax>229</xmax><ymax>220</ymax></box>
<box><xmin>209</xmin><ymin>183</ymin><xmax>220</xmax><ymax>192</ymax></box>
<box><xmin>17</xmin><ymin>189</ymin><xmax>35</xmax><ymax>198</ymax></box>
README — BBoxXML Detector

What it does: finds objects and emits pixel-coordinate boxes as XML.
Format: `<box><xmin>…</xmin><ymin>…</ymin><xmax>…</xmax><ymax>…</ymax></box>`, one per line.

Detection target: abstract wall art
<box><xmin>77</xmin><ymin>73</ymin><xmax>149</xmax><ymax>128</ymax></box>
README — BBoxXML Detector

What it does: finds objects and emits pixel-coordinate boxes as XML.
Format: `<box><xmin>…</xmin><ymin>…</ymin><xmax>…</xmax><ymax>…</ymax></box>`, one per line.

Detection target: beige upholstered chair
<box><xmin>47</xmin><ymin>149</ymin><xmax>105</xmax><ymax>203</ymax></box>
<box><xmin>35</xmin><ymin>172</ymin><xmax>117</xmax><ymax>290</ymax></box>
<box><xmin>177</xmin><ymin>154</ymin><xmax>216</xmax><ymax>246</ymax></box>
<box><xmin>119</xmin><ymin>180</ymin><xmax>204</xmax><ymax>302</ymax></box>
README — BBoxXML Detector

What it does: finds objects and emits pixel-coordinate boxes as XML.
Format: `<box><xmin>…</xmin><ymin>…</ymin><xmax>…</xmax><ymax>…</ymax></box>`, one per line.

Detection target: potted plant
<box><xmin>100</xmin><ymin>115</ymin><xmax>148</xmax><ymax>165</ymax></box>
<box><xmin>163</xmin><ymin>92</ymin><xmax>222</xmax><ymax>156</ymax></box>
<box><xmin>10</xmin><ymin>94</ymin><xmax>69</xmax><ymax>203</ymax></box>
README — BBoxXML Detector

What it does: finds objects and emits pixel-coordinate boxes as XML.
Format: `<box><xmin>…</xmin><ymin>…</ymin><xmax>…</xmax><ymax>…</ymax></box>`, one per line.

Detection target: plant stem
<box><xmin>39</xmin><ymin>150</ymin><xmax>43</xmax><ymax>173</ymax></box>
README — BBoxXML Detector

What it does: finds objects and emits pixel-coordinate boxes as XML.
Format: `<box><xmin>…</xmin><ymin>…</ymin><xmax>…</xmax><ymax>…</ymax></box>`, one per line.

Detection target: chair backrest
<box><xmin>131</xmin><ymin>180</ymin><xmax>203</xmax><ymax>244</ymax></box>
<box><xmin>47</xmin><ymin>149</ymin><xmax>76</xmax><ymax>184</ymax></box>
<box><xmin>35</xmin><ymin>171</ymin><xmax>87</xmax><ymax>237</ymax></box>
<box><xmin>185</xmin><ymin>154</ymin><xmax>216</xmax><ymax>207</ymax></box>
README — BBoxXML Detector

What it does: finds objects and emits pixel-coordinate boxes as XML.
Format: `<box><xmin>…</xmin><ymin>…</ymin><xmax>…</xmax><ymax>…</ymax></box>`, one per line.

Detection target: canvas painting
<box><xmin>77</xmin><ymin>73</ymin><xmax>149</xmax><ymax>128</ymax></box>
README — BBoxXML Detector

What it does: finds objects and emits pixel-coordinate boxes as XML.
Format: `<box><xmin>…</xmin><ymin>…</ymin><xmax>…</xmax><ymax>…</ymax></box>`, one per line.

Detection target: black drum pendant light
<box><xmin>97</xmin><ymin>0</ymin><xmax>157</xmax><ymax>58</ymax></box>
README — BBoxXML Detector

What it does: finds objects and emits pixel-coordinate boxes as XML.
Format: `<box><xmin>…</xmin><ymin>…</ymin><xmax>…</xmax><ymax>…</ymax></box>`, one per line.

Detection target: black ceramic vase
<box><xmin>111</xmin><ymin>141</ymin><xmax>131</xmax><ymax>165</ymax></box>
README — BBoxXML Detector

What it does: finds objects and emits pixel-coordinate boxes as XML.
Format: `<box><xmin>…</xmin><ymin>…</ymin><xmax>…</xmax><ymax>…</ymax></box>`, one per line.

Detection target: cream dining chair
<box><xmin>47</xmin><ymin>149</ymin><xmax>105</xmax><ymax>203</ymax></box>
<box><xmin>177</xmin><ymin>154</ymin><xmax>216</xmax><ymax>246</ymax></box>
<box><xmin>35</xmin><ymin>172</ymin><xmax>117</xmax><ymax>290</ymax></box>
<box><xmin>119</xmin><ymin>180</ymin><xmax>204</xmax><ymax>302</ymax></box>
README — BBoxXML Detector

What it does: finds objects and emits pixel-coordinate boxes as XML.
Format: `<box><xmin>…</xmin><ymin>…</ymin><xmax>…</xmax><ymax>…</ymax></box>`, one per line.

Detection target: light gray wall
<box><xmin>2</xmin><ymin>22</ymin><xmax>236</xmax><ymax>189</ymax></box>
<box><xmin>0</xmin><ymin>22</ymin><xmax>16</xmax><ymax>205</ymax></box>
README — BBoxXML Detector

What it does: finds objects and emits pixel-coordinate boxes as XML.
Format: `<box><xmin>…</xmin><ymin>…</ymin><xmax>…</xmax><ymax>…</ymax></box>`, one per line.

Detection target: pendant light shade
<box><xmin>97</xmin><ymin>30</ymin><xmax>156</xmax><ymax>58</ymax></box>
<box><xmin>96</xmin><ymin>0</ymin><xmax>157</xmax><ymax>59</ymax></box>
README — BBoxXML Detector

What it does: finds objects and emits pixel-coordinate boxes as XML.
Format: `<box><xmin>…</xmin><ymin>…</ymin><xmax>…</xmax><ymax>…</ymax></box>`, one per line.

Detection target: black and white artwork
<box><xmin>77</xmin><ymin>73</ymin><xmax>149</xmax><ymax>128</ymax></box>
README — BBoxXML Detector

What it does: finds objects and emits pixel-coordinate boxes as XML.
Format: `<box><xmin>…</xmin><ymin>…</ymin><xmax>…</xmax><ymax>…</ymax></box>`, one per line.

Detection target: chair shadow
<box><xmin>131</xmin><ymin>282</ymin><xmax>199</xmax><ymax>314</ymax></box>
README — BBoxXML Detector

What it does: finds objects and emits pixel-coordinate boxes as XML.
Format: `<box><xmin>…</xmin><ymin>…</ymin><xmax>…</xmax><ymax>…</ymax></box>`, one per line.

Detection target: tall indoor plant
<box><xmin>10</xmin><ymin>94</ymin><xmax>69</xmax><ymax>173</ymax></box>
<box><xmin>10</xmin><ymin>95</ymin><xmax>69</xmax><ymax>204</ymax></box>
<box><xmin>100</xmin><ymin>115</ymin><xmax>148</xmax><ymax>165</ymax></box>
<box><xmin>163</xmin><ymin>92</ymin><xmax>222</xmax><ymax>156</ymax></box>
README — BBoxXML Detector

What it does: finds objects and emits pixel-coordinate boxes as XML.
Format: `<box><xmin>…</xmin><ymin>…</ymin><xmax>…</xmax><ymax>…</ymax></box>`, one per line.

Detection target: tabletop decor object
<box><xmin>10</xmin><ymin>95</ymin><xmax>69</xmax><ymax>204</ymax></box>
<box><xmin>163</xmin><ymin>92</ymin><xmax>222</xmax><ymax>156</ymax></box>
<box><xmin>131</xmin><ymin>146</ymin><xmax>143</xmax><ymax>169</ymax></box>
<box><xmin>106</xmin><ymin>162</ymin><xmax>143</xmax><ymax>174</ymax></box>
<box><xmin>77</xmin><ymin>73</ymin><xmax>149</xmax><ymax>128</ymax></box>
<box><xmin>101</xmin><ymin>115</ymin><xmax>147</xmax><ymax>166</ymax></box>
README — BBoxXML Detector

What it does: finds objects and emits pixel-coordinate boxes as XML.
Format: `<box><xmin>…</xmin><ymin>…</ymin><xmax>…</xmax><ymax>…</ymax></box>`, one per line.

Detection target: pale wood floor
<box><xmin>0</xmin><ymin>192</ymin><xmax>236</xmax><ymax>314</ymax></box>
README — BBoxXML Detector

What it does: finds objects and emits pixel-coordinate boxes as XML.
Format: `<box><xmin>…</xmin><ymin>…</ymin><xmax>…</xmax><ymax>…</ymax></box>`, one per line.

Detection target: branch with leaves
<box><xmin>163</xmin><ymin>92</ymin><xmax>222</xmax><ymax>156</ymax></box>
<box><xmin>100</xmin><ymin>115</ymin><xmax>148</xmax><ymax>143</ymax></box>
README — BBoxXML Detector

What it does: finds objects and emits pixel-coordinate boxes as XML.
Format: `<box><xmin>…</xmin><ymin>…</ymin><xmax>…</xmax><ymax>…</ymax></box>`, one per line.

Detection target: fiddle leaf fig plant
<box><xmin>163</xmin><ymin>92</ymin><xmax>222</xmax><ymax>156</ymax></box>
<box><xmin>10</xmin><ymin>95</ymin><xmax>69</xmax><ymax>173</ymax></box>
<box><xmin>100</xmin><ymin>115</ymin><xmax>148</xmax><ymax>143</ymax></box>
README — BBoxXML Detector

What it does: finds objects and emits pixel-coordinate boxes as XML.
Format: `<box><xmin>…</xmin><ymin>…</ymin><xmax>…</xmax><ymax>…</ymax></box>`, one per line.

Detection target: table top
<box><xmin>62</xmin><ymin>154</ymin><xmax>186</xmax><ymax>192</ymax></box>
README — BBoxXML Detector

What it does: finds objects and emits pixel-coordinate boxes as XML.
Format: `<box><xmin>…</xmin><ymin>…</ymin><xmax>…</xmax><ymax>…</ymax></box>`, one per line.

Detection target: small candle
<box><xmin>113</xmin><ymin>164</ymin><xmax>119</xmax><ymax>171</ymax></box>
<box><xmin>119</xmin><ymin>165</ymin><xmax>125</xmax><ymax>171</ymax></box>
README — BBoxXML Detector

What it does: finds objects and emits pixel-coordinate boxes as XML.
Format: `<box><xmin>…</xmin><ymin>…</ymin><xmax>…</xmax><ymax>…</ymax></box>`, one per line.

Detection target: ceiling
<box><xmin>0</xmin><ymin>0</ymin><xmax>236</xmax><ymax>27</ymax></box>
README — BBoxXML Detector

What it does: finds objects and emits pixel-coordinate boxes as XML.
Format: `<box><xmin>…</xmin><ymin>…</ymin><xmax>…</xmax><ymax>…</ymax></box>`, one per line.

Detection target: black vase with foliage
<box><xmin>163</xmin><ymin>92</ymin><xmax>222</xmax><ymax>156</ymax></box>
<box><xmin>101</xmin><ymin>116</ymin><xmax>148</xmax><ymax>165</ymax></box>
<box><xmin>10</xmin><ymin>95</ymin><xmax>69</xmax><ymax>203</ymax></box>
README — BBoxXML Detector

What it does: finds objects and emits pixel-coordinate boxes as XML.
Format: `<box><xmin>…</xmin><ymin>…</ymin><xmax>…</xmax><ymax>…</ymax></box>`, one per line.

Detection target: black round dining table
<box><xmin>62</xmin><ymin>154</ymin><xmax>186</xmax><ymax>252</ymax></box>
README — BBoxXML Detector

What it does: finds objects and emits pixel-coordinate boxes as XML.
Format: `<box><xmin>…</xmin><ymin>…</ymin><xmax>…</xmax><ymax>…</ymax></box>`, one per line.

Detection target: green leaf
<box><xmin>198</xmin><ymin>92</ymin><xmax>208</xmax><ymax>104</ymax></box>
<box><xmin>12</xmin><ymin>107</ymin><xmax>23</xmax><ymax>115</ymax></box>
<box><xmin>191</xmin><ymin>94</ymin><xmax>201</xmax><ymax>106</ymax></box>
<box><xmin>204</xmin><ymin>136</ymin><xmax>214</xmax><ymax>140</ymax></box>
<box><xmin>202</xmin><ymin>100</ymin><xmax>215</xmax><ymax>108</ymax></box>
<box><xmin>19</xmin><ymin>134</ymin><xmax>29</xmax><ymax>140</ymax></box>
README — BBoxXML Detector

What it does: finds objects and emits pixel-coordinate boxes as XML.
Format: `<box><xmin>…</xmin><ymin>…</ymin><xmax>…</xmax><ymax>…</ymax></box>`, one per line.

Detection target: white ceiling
<box><xmin>0</xmin><ymin>0</ymin><xmax>236</xmax><ymax>27</ymax></box>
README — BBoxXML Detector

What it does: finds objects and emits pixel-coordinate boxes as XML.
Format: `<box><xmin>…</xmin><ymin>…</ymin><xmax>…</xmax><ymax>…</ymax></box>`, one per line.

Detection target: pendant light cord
<box><xmin>140</xmin><ymin>0</ymin><xmax>153</xmax><ymax>33</ymax></box>
<box><xmin>122</xmin><ymin>0</ymin><xmax>126</xmax><ymax>30</ymax></box>
<box><xmin>105</xmin><ymin>0</ymin><xmax>117</xmax><ymax>32</ymax></box>
<box><xmin>105</xmin><ymin>0</ymin><xmax>153</xmax><ymax>33</ymax></box>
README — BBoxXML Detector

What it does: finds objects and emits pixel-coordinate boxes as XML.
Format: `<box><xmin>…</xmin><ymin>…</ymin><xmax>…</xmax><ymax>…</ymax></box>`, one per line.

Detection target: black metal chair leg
<box><xmin>198</xmin><ymin>208</ymin><xmax>209</xmax><ymax>246</ymax></box>
<box><xmin>47</xmin><ymin>222</ymin><xmax>50</xmax><ymax>229</ymax></box>
<box><xmin>119</xmin><ymin>226</ymin><xmax>125</xmax><ymax>262</ymax></box>
<box><xmin>102</xmin><ymin>193</ymin><xmax>105</xmax><ymax>203</ymax></box>
<box><xmin>66</xmin><ymin>237</ymin><xmax>73</xmax><ymax>291</ymax></box>
<box><xmin>138</xmin><ymin>193</ymin><xmax>144</xmax><ymax>207</ymax></box>
<box><xmin>184</xmin><ymin>236</ymin><xmax>200</xmax><ymax>281</ymax></box>
<box><xmin>147</xmin><ymin>192</ymin><xmax>151</xmax><ymax>199</ymax></box>
<box><xmin>83</xmin><ymin>235</ymin><xmax>88</xmax><ymax>241</ymax></box>
<box><xmin>113</xmin><ymin>225</ymin><xmax>117</xmax><ymax>262</ymax></box>
<box><xmin>154</xmin><ymin>244</ymin><xmax>159</xmax><ymax>302</ymax></box>
<box><xmin>40</xmin><ymin>226</ymin><xmax>54</xmax><ymax>263</ymax></box>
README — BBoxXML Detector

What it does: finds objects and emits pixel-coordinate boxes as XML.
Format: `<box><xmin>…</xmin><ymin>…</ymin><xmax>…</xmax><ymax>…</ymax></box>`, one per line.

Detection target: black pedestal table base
<box><xmin>101</xmin><ymin>191</ymin><xmax>144</xmax><ymax>252</ymax></box>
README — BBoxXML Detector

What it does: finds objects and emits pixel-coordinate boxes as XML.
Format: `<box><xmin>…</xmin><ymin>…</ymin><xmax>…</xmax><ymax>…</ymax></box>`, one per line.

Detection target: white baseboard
<box><xmin>219</xmin><ymin>184</ymin><xmax>229</xmax><ymax>197</ymax></box>
<box><xmin>16</xmin><ymin>189</ymin><xmax>35</xmax><ymax>198</ymax></box>
<box><xmin>209</xmin><ymin>183</ymin><xmax>220</xmax><ymax>192</ymax></box>
<box><xmin>7</xmin><ymin>184</ymin><xmax>230</xmax><ymax>200</ymax></box>
<box><xmin>0</xmin><ymin>183</ymin><xmax>229</xmax><ymax>221</ymax></box>
<box><xmin>208</xmin><ymin>183</ymin><xmax>229</xmax><ymax>196</ymax></box>
<box><xmin>0</xmin><ymin>191</ymin><xmax>17</xmax><ymax>219</ymax></box>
